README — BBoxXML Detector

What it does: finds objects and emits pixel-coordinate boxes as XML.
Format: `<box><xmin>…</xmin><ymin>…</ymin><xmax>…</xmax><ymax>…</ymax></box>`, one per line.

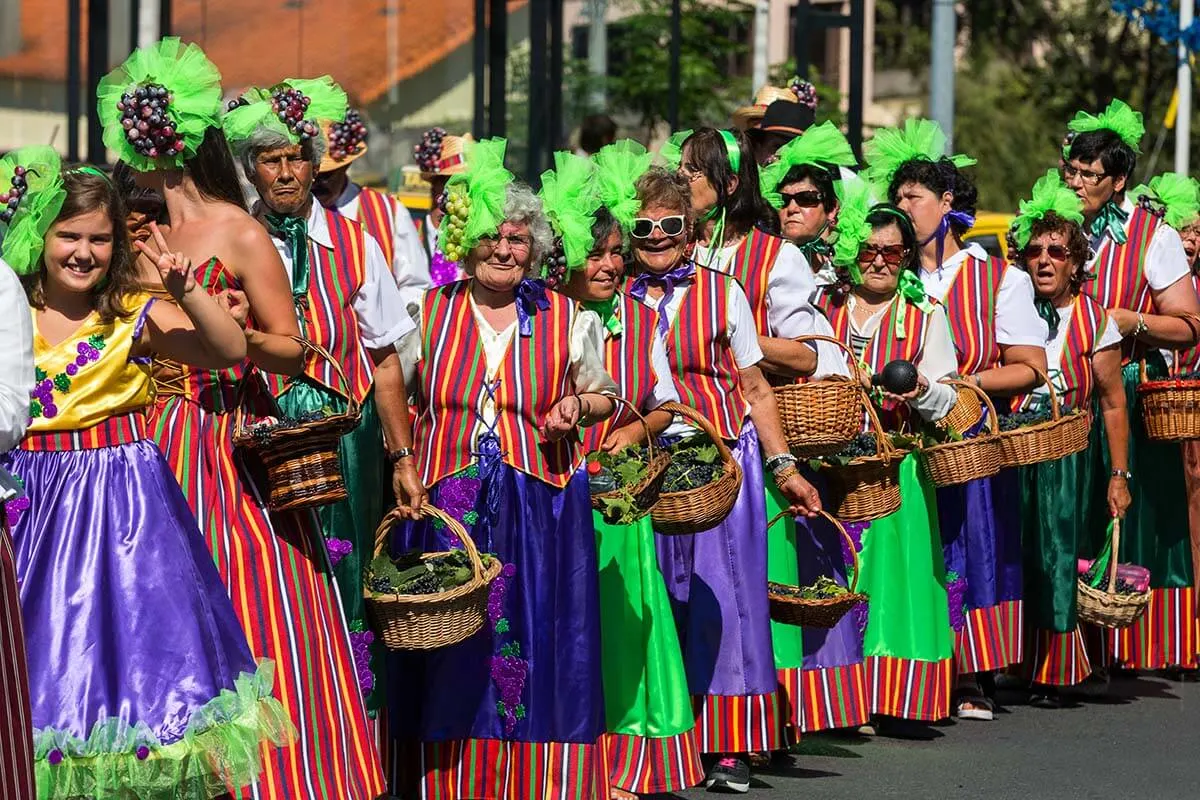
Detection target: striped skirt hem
<box><xmin>692</xmin><ymin>692</ymin><xmax>784</xmax><ymax>755</ymax></box>
<box><xmin>865</xmin><ymin>655</ymin><xmax>953</xmax><ymax>722</ymax></box>
<box><xmin>0</xmin><ymin>522</ymin><xmax>35</xmax><ymax>800</ymax></box>
<box><xmin>1101</xmin><ymin>587</ymin><xmax>1198</xmax><ymax>670</ymax></box>
<box><xmin>602</xmin><ymin>731</ymin><xmax>704</xmax><ymax>794</ymax></box>
<box><xmin>1025</xmin><ymin>627</ymin><xmax>1093</xmax><ymax>687</ymax></box>
<box><xmin>797</xmin><ymin>663</ymin><xmax>870</xmax><ymax>733</ymax></box>
<box><xmin>955</xmin><ymin>599</ymin><xmax>1024</xmax><ymax>674</ymax></box>
<box><xmin>774</xmin><ymin>668</ymin><xmax>802</xmax><ymax>745</ymax></box>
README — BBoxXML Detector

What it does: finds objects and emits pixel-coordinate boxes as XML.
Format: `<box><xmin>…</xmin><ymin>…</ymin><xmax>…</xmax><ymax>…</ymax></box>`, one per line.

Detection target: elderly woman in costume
<box><xmin>99</xmin><ymin>41</ymin><xmax>386</xmax><ymax>798</ymax></box>
<box><xmin>865</xmin><ymin>119</ymin><xmax>1049</xmax><ymax>721</ymax></box>
<box><xmin>1003</xmin><ymin>170</ymin><xmax>1131</xmax><ymax>704</ymax></box>
<box><xmin>626</xmin><ymin>164</ymin><xmax>820</xmax><ymax>793</ymax></box>
<box><xmin>540</xmin><ymin>144</ymin><xmax>704</xmax><ymax>798</ymax></box>
<box><xmin>0</xmin><ymin>147</ymin><xmax>292</xmax><ymax>798</ymax></box>
<box><xmin>386</xmin><ymin>138</ymin><xmax>618</xmax><ymax>800</ymax></box>
<box><xmin>1063</xmin><ymin>101</ymin><xmax>1200</xmax><ymax>673</ymax></box>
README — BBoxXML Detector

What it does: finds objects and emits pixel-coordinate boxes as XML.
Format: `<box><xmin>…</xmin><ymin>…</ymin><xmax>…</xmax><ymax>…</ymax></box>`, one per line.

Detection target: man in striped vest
<box><xmin>313</xmin><ymin>109</ymin><xmax>431</xmax><ymax>313</ymax></box>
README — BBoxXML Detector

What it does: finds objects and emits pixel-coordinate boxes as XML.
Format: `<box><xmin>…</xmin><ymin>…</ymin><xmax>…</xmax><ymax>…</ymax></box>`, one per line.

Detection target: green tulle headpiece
<box><xmin>439</xmin><ymin>138</ymin><xmax>515</xmax><ymax>261</ymax></box>
<box><xmin>1009</xmin><ymin>169</ymin><xmax>1085</xmax><ymax>250</ymax></box>
<box><xmin>1129</xmin><ymin>172</ymin><xmax>1200</xmax><ymax>230</ymax></box>
<box><xmin>863</xmin><ymin>118</ymin><xmax>976</xmax><ymax>197</ymax></box>
<box><xmin>539</xmin><ymin>151</ymin><xmax>602</xmax><ymax>273</ymax></box>
<box><xmin>222</xmin><ymin>76</ymin><xmax>348</xmax><ymax>148</ymax></box>
<box><xmin>759</xmin><ymin>121</ymin><xmax>857</xmax><ymax>209</ymax></box>
<box><xmin>1067</xmin><ymin>98</ymin><xmax>1144</xmax><ymax>154</ymax></box>
<box><xmin>593</xmin><ymin>139</ymin><xmax>653</xmax><ymax>232</ymax></box>
<box><xmin>97</xmin><ymin>37</ymin><xmax>223</xmax><ymax>172</ymax></box>
<box><xmin>658</xmin><ymin>130</ymin><xmax>694</xmax><ymax>170</ymax></box>
<box><xmin>0</xmin><ymin>147</ymin><xmax>65</xmax><ymax>275</ymax></box>
<box><xmin>831</xmin><ymin>176</ymin><xmax>874</xmax><ymax>282</ymax></box>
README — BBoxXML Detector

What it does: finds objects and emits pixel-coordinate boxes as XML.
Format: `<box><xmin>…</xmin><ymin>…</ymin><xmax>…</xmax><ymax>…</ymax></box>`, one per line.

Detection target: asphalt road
<box><xmin>666</xmin><ymin>673</ymin><xmax>1200</xmax><ymax>800</ymax></box>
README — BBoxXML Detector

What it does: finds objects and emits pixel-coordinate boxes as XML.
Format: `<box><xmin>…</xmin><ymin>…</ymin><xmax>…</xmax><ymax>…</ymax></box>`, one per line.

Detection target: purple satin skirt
<box><xmin>386</xmin><ymin>463</ymin><xmax>604</xmax><ymax>743</ymax></box>
<box><xmin>4</xmin><ymin>440</ymin><xmax>258</xmax><ymax>744</ymax></box>
<box><xmin>656</xmin><ymin>422</ymin><xmax>776</xmax><ymax>697</ymax></box>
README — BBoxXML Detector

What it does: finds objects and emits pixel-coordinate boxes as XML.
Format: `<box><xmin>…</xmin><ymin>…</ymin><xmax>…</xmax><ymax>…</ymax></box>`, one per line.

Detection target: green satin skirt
<box><xmin>1020</xmin><ymin>449</ymin><xmax>1092</xmax><ymax>632</ymax></box>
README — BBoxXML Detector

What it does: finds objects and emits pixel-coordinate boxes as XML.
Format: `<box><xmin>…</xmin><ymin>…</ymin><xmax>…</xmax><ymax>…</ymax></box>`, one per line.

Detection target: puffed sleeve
<box><xmin>353</xmin><ymin>234</ymin><xmax>417</xmax><ymax>350</ymax></box>
<box><xmin>569</xmin><ymin>309</ymin><xmax>619</xmax><ymax>395</ymax></box>
<box><xmin>996</xmin><ymin>266</ymin><xmax>1050</xmax><ymax>348</ymax></box>
<box><xmin>645</xmin><ymin>334</ymin><xmax>681</xmax><ymax>409</ymax></box>
<box><xmin>909</xmin><ymin>304</ymin><xmax>959</xmax><ymax>422</ymax></box>
<box><xmin>1143</xmin><ymin>223</ymin><xmax>1191</xmax><ymax>292</ymax></box>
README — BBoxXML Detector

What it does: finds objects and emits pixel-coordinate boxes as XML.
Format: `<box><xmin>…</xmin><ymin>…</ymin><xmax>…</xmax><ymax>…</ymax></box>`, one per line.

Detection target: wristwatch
<box><xmin>387</xmin><ymin>447</ymin><xmax>415</xmax><ymax>464</ymax></box>
<box><xmin>1111</xmin><ymin>468</ymin><xmax>1132</xmax><ymax>480</ymax></box>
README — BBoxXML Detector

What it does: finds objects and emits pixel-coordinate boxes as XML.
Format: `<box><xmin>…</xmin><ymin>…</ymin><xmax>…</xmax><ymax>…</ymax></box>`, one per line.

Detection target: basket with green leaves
<box><xmin>995</xmin><ymin>366</ymin><xmax>1091</xmax><ymax>467</ymax></box>
<box><xmin>650</xmin><ymin>402</ymin><xmax>743</xmax><ymax>535</ymax></box>
<box><xmin>773</xmin><ymin>334</ymin><xmax>867</xmax><ymax>458</ymax></box>
<box><xmin>1076</xmin><ymin>518</ymin><xmax>1151</xmax><ymax>629</ymax></box>
<box><xmin>588</xmin><ymin>397</ymin><xmax>672</xmax><ymax>524</ymax></box>
<box><xmin>814</xmin><ymin>400</ymin><xmax>908</xmax><ymax>522</ymax></box>
<box><xmin>920</xmin><ymin>379</ymin><xmax>1002</xmax><ymax>487</ymax></box>
<box><xmin>366</xmin><ymin>505</ymin><xmax>503</xmax><ymax>651</ymax></box>
<box><xmin>766</xmin><ymin>510</ymin><xmax>868</xmax><ymax>628</ymax></box>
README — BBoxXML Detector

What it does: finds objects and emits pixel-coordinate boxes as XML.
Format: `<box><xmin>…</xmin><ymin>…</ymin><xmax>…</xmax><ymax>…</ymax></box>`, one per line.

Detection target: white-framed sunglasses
<box><xmin>631</xmin><ymin>215</ymin><xmax>686</xmax><ymax>239</ymax></box>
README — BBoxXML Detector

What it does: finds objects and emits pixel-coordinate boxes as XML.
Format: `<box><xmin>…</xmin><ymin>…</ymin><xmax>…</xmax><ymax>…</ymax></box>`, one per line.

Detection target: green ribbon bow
<box><xmin>265</xmin><ymin>213</ymin><xmax>310</xmax><ymax>323</ymax></box>
<box><xmin>1034</xmin><ymin>296</ymin><xmax>1061</xmax><ymax>338</ymax></box>
<box><xmin>1089</xmin><ymin>199</ymin><xmax>1129</xmax><ymax>245</ymax></box>
<box><xmin>894</xmin><ymin>269</ymin><xmax>933</xmax><ymax>339</ymax></box>
<box><xmin>584</xmin><ymin>296</ymin><xmax>623</xmax><ymax>337</ymax></box>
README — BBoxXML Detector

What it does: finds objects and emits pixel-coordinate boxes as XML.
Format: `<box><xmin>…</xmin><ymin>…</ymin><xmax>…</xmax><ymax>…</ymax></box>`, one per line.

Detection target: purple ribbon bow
<box><xmin>629</xmin><ymin>261</ymin><xmax>696</xmax><ymax>335</ymax></box>
<box><xmin>921</xmin><ymin>209</ymin><xmax>976</xmax><ymax>272</ymax></box>
<box><xmin>515</xmin><ymin>278</ymin><xmax>551</xmax><ymax>336</ymax></box>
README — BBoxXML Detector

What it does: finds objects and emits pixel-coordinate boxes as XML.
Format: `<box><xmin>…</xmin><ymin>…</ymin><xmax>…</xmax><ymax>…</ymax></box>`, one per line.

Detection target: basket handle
<box><xmin>659</xmin><ymin>401</ymin><xmax>736</xmax><ymax>467</ymax></box>
<box><xmin>859</xmin><ymin>390</ymin><xmax>897</xmax><ymax>463</ymax></box>
<box><xmin>372</xmin><ymin>504</ymin><xmax>485</xmax><ymax>587</ymax></box>
<box><xmin>603</xmin><ymin>395</ymin><xmax>659</xmax><ymax>464</ymax></box>
<box><xmin>943</xmin><ymin>378</ymin><xmax>1000</xmax><ymax>437</ymax></box>
<box><xmin>795</xmin><ymin>333</ymin><xmax>864</xmax><ymax>385</ymax></box>
<box><xmin>1027</xmin><ymin>364</ymin><xmax>1062</xmax><ymax>421</ymax></box>
<box><xmin>767</xmin><ymin>509</ymin><xmax>860</xmax><ymax>594</ymax></box>
<box><xmin>1104</xmin><ymin>516</ymin><xmax>1121</xmax><ymax>593</ymax></box>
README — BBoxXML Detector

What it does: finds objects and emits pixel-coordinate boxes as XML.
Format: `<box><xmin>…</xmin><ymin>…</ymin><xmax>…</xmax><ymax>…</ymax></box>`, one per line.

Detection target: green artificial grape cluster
<box><xmin>441</xmin><ymin>183</ymin><xmax>473</xmax><ymax>263</ymax></box>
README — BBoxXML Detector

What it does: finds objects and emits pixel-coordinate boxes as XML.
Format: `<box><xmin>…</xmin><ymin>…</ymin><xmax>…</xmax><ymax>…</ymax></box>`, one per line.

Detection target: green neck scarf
<box><xmin>797</xmin><ymin>223</ymin><xmax>834</xmax><ymax>262</ymax></box>
<box><xmin>265</xmin><ymin>212</ymin><xmax>311</xmax><ymax>306</ymax></box>
<box><xmin>1089</xmin><ymin>199</ymin><xmax>1129</xmax><ymax>245</ymax></box>
<box><xmin>584</xmin><ymin>296</ymin><xmax>623</xmax><ymax>336</ymax></box>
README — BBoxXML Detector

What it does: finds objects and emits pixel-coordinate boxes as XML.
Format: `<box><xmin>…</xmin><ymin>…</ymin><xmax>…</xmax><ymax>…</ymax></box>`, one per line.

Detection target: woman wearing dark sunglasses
<box><xmin>1005</xmin><ymin>170</ymin><xmax>1130</xmax><ymax>708</ymax></box>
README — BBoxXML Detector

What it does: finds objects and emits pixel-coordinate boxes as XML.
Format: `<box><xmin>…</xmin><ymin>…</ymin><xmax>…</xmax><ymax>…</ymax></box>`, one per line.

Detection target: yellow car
<box><xmin>963</xmin><ymin>212</ymin><xmax>1015</xmax><ymax>260</ymax></box>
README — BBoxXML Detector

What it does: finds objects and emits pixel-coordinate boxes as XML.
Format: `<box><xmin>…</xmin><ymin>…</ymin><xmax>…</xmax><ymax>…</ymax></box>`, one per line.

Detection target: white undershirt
<box><xmin>1032</xmin><ymin>304</ymin><xmax>1123</xmax><ymax>402</ymax></box>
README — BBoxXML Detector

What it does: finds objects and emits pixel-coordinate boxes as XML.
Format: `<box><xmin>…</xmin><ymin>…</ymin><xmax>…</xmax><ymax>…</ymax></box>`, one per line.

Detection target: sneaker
<box><xmin>705</xmin><ymin>757</ymin><xmax>751</xmax><ymax>794</ymax></box>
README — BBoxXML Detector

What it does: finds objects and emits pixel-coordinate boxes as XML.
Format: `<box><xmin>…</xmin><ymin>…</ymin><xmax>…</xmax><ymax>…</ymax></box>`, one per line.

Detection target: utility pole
<box><xmin>586</xmin><ymin>0</ymin><xmax>607</xmax><ymax>110</ymax></box>
<box><xmin>929</xmin><ymin>0</ymin><xmax>956</xmax><ymax>152</ymax></box>
<box><xmin>751</xmin><ymin>0</ymin><xmax>769</xmax><ymax>95</ymax></box>
<box><xmin>1176</xmin><ymin>1</ymin><xmax>1193</xmax><ymax>174</ymax></box>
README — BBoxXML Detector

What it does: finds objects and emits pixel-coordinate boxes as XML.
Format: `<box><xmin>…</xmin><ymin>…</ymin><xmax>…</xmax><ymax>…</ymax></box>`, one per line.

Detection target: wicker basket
<box><xmin>995</xmin><ymin>366</ymin><xmax>1092</xmax><ymax>468</ymax></box>
<box><xmin>589</xmin><ymin>396</ymin><xmax>672</xmax><ymax>522</ymax></box>
<box><xmin>1137</xmin><ymin>360</ymin><xmax>1200</xmax><ymax>442</ymax></box>
<box><xmin>773</xmin><ymin>334</ymin><xmax>866</xmax><ymax>458</ymax></box>
<box><xmin>938</xmin><ymin>382</ymin><xmax>986</xmax><ymax>437</ymax></box>
<box><xmin>921</xmin><ymin>379</ymin><xmax>1002</xmax><ymax>487</ymax></box>
<box><xmin>767</xmin><ymin>509</ymin><xmax>868</xmax><ymax>629</ymax></box>
<box><xmin>650</xmin><ymin>402</ymin><xmax>743</xmax><ymax>536</ymax></box>
<box><xmin>366</xmin><ymin>505</ymin><xmax>504</xmax><ymax>651</ymax></box>
<box><xmin>233</xmin><ymin>339</ymin><xmax>362</xmax><ymax>512</ymax></box>
<box><xmin>822</xmin><ymin>400</ymin><xmax>906</xmax><ymax>522</ymax></box>
<box><xmin>1076</xmin><ymin>518</ymin><xmax>1151</xmax><ymax>629</ymax></box>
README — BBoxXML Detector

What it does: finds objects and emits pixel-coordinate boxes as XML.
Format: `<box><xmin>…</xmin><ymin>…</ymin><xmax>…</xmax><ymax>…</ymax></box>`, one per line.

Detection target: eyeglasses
<box><xmin>631</xmin><ymin>215</ymin><xmax>687</xmax><ymax>239</ymax></box>
<box><xmin>1060</xmin><ymin>163</ymin><xmax>1109</xmax><ymax>186</ymax></box>
<box><xmin>1021</xmin><ymin>243</ymin><xmax>1071</xmax><ymax>262</ymax></box>
<box><xmin>679</xmin><ymin>164</ymin><xmax>704</xmax><ymax>183</ymax></box>
<box><xmin>780</xmin><ymin>190</ymin><xmax>823</xmax><ymax>209</ymax></box>
<box><xmin>477</xmin><ymin>233</ymin><xmax>533</xmax><ymax>251</ymax></box>
<box><xmin>857</xmin><ymin>244</ymin><xmax>908</xmax><ymax>267</ymax></box>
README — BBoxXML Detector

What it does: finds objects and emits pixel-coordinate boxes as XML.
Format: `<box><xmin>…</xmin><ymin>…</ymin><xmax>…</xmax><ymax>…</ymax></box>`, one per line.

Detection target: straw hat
<box><xmin>318</xmin><ymin>115</ymin><xmax>369</xmax><ymax>174</ymax></box>
<box><xmin>732</xmin><ymin>85</ymin><xmax>799</xmax><ymax>131</ymax></box>
<box><xmin>414</xmin><ymin>129</ymin><xmax>475</xmax><ymax>179</ymax></box>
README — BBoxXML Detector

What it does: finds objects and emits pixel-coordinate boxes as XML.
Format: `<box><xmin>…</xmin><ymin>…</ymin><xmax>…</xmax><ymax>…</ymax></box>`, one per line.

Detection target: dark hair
<box><xmin>185</xmin><ymin>126</ymin><xmax>247</xmax><ymax>210</ymax></box>
<box><xmin>1067</xmin><ymin>129</ymin><xmax>1137</xmax><ymax>183</ymax></box>
<box><xmin>579</xmin><ymin>114</ymin><xmax>618</xmax><ymax>155</ymax></box>
<box><xmin>635</xmin><ymin>167</ymin><xmax>693</xmax><ymax>232</ymax></box>
<box><xmin>865</xmin><ymin>203</ymin><xmax>920</xmax><ymax>272</ymax></box>
<box><xmin>888</xmin><ymin>158</ymin><xmax>978</xmax><ymax>237</ymax></box>
<box><xmin>1009</xmin><ymin>212</ymin><xmax>1090</xmax><ymax>288</ymax></box>
<box><xmin>778</xmin><ymin>164</ymin><xmax>837</xmax><ymax>213</ymax></box>
<box><xmin>25</xmin><ymin>168</ymin><xmax>138</xmax><ymax>323</ymax></box>
<box><xmin>684</xmin><ymin>127</ymin><xmax>774</xmax><ymax>235</ymax></box>
<box><xmin>750</xmin><ymin>130</ymin><xmax>795</xmax><ymax>167</ymax></box>
<box><xmin>589</xmin><ymin>206</ymin><xmax>622</xmax><ymax>251</ymax></box>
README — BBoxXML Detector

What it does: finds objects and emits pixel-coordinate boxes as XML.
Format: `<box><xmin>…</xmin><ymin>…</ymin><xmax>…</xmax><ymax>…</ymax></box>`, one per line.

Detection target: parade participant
<box><xmin>743</xmin><ymin>79</ymin><xmax>819</xmax><ymax>166</ymax></box>
<box><xmin>732</xmin><ymin>83</ymin><xmax>800</xmax><ymax>132</ymax></box>
<box><xmin>628</xmin><ymin>165</ymin><xmax>821</xmax><ymax>793</ymax></box>
<box><xmin>0</xmin><ymin>148</ymin><xmax>292</xmax><ymax>798</ymax></box>
<box><xmin>1063</xmin><ymin>100</ymin><xmax>1200</xmax><ymax>671</ymax></box>
<box><xmin>224</xmin><ymin>77</ymin><xmax>427</xmax><ymax>713</ymax></box>
<box><xmin>413</xmin><ymin>128</ymin><xmax>474</xmax><ymax>285</ymax></box>
<box><xmin>578</xmin><ymin>113</ymin><xmax>619</xmax><ymax>156</ymax></box>
<box><xmin>816</xmin><ymin>197</ymin><xmax>959</xmax><ymax>725</ymax></box>
<box><xmin>99</xmin><ymin>40</ymin><xmax>386</xmax><ymax>798</ymax></box>
<box><xmin>866</xmin><ymin>119</ymin><xmax>1048</xmax><ymax>721</ymax></box>
<box><xmin>542</xmin><ymin>146</ymin><xmax>704</xmax><ymax>798</ymax></box>
<box><xmin>312</xmin><ymin>105</ymin><xmax>431</xmax><ymax>309</ymax></box>
<box><xmin>385</xmin><ymin>138</ymin><xmax>618</xmax><ymax>800</ymax></box>
<box><xmin>1006</xmin><ymin>170</ymin><xmax>1130</xmax><ymax>702</ymax></box>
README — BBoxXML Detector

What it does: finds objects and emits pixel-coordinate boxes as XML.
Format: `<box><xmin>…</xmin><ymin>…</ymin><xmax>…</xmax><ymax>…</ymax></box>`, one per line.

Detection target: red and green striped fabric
<box><xmin>726</xmin><ymin>228</ymin><xmax>785</xmax><ymax>334</ymax></box>
<box><xmin>1087</xmin><ymin>205</ymin><xmax>1161</xmax><ymax>315</ymax></box>
<box><xmin>1016</xmin><ymin>293</ymin><xmax>1107</xmax><ymax>413</ymax></box>
<box><xmin>19</xmin><ymin>412</ymin><xmax>146</xmax><ymax>451</ymax></box>
<box><xmin>941</xmin><ymin>254</ymin><xmax>1006</xmax><ymax>376</ymax></box>
<box><xmin>1102</xmin><ymin>586</ymin><xmax>1198</xmax><ymax>669</ymax></box>
<box><xmin>954</xmin><ymin>598</ymin><xmax>1024</xmax><ymax>675</ymax></box>
<box><xmin>601</xmin><ymin>731</ymin><xmax>704</xmax><ymax>795</ymax></box>
<box><xmin>0</xmin><ymin>515</ymin><xmax>35</xmax><ymax>800</ymax></box>
<box><xmin>582</xmin><ymin>292</ymin><xmax>659</xmax><ymax>452</ymax></box>
<box><xmin>864</xmin><ymin>655</ymin><xmax>953</xmax><ymax>722</ymax></box>
<box><xmin>691</xmin><ymin>691</ymin><xmax>784</xmax><ymax>755</ymax></box>
<box><xmin>356</xmin><ymin>186</ymin><xmax>398</xmax><ymax>268</ymax></box>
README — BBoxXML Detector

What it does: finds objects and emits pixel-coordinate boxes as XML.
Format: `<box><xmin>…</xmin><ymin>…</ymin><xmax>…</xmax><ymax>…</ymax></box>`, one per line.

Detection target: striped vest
<box><xmin>1173</xmin><ymin>273</ymin><xmax>1200</xmax><ymax>375</ymax></box>
<box><xmin>1086</xmin><ymin>205</ymin><xmax>1162</xmax><ymax>313</ymax></box>
<box><xmin>582</xmin><ymin>293</ymin><xmax>659</xmax><ymax>451</ymax></box>
<box><xmin>355</xmin><ymin>186</ymin><xmax>398</xmax><ymax>268</ymax></box>
<box><xmin>723</xmin><ymin>227</ymin><xmax>786</xmax><ymax>333</ymax></box>
<box><xmin>267</xmin><ymin>208</ymin><xmax>376</xmax><ymax>403</ymax></box>
<box><xmin>414</xmin><ymin>281</ymin><xmax>580</xmax><ymax>488</ymax></box>
<box><xmin>1016</xmin><ymin>293</ymin><xmax>1107</xmax><ymax>412</ymax></box>
<box><xmin>653</xmin><ymin>266</ymin><xmax>748</xmax><ymax>440</ymax></box>
<box><xmin>939</xmin><ymin>254</ymin><xmax>1006</xmax><ymax>375</ymax></box>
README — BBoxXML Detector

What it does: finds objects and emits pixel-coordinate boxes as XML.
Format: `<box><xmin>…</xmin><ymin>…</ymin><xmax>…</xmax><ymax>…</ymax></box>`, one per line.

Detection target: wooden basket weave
<box><xmin>650</xmin><ymin>402</ymin><xmax>743</xmax><ymax>536</ymax></box>
<box><xmin>921</xmin><ymin>379</ymin><xmax>1002</xmax><ymax>487</ymax></box>
<box><xmin>773</xmin><ymin>334</ymin><xmax>866</xmax><ymax>458</ymax></box>
<box><xmin>1076</xmin><ymin>518</ymin><xmax>1151</xmax><ymax>629</ymax></box>
<box><xmin>233</xmin><ymin>338</ymin><xmax>361</xmax><ymax>512</ymax></box>
<box><xmin>767</xmin><ymin>509</ymin><xmax>868</xmax><ymax>629</ymax></box>
<box><xmin>938</xmin><ymin>382</ymin><xmax>985</xmax><ymax>437</ymax></box>
<box><xmin>995</xmin><ymin>366</ymin><xmax>1092</xmax><ymax>468</ymax></box>
<box><xmin>589</xmin><ymin>396</ymin><xmax>672</xmax><ymax>522</ymax></box>
<box><xmin>823</xmin><ymin>400</ymin><xmax>906</xmax><ymax>522</ymax></box>
<box><xmin>1137</xmin><ymin>360</ymin><xmax>1200</xmax><ymax>442</ymax></box>
<box><xmin>366</xmin><ymin>505</ymin><xmax>504</xmax><ymax>651</ymax></box>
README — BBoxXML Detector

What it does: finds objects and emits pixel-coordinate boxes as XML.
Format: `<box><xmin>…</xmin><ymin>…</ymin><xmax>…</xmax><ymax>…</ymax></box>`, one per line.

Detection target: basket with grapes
<box><xmin>233</xmin><ymin>338</ymin><xmax>361</xmax><ymax>511</ymax></box>
<box><xmin>1137</xmin><ymin>360</ymin><xmax>1200</xmax><ymax>441</ymax></box>
<box><xmin>995</xmin><ymin>366</ymin><xmax>1091</xmax><ymax>468</ymax></box>
<box><xmin>650</xmin><ymin>402</ymin><xmax>744</xmax><ymax>535</ymax></box>
<box><xmin>812</xmin><ymin>400</ymin><xmax>908</xmax><ymax>522</ymax></box>
<box><xmin>920</xmin><ymin>379</ymin><xmax>1003</xmax><ymax>487</ymax></box>
<box><xmin>587</xmin><ymin>398</ymin><xmax>672</xmax><ymax>524</ymax></box>
<box><xmin>366</xmin><ymin>505</ymin><xmax>503</xmax><ymax>651</ymax></box>
<box><xmin>766</xmin><ymin>510</ymin><xmax>868</xmax><ymax>628</ymax></box>
<box><xmin>1076</xmin><ymin>518</ymin><xmax>1151</xmax><ymax>629</ymax></box>
<box><xmin>773</xmin><ymin>334</ymin><xmax>866</xmax><ymax>458</ymax></box>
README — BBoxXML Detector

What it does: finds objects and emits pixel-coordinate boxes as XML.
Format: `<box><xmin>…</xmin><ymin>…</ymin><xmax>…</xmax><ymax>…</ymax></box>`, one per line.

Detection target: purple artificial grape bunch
<box><xmin>270</xmin><ymin>85</ymin><xmax>318</xmax><ymax>141</ymax></box>
<box><xmin>541</xmin><ymin>239</ymin><xmax>569</xmax><ymax>289</ymax></box>
<box><xmin>118</xmin><ymin>83</ymin><xmax>186</xmax><ymax>160</ymax></box>
<box><xmin>790</xmin><ymin>77</ymin><xmax>818</xmax><ymax>110</ymax></box>
<box><xmin>414</xmin><ymin>127</ymin><xmax>447</xmax><ymax>173</ymax></box>
<box><xmin>0</xmin><ymin>164</ymin><xmax>29</xmax><ymax>225</ymax></box>
<box><xmin>329</xmin><ymin>109</ymin><xmax>369</xmax><ymax>160</ymax></box>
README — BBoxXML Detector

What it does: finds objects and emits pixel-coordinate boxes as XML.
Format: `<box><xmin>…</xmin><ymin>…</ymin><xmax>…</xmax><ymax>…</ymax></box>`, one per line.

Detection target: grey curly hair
<box><xmin>234</xmin><ymin>126</ymin><xmax>327</xmax><ymax>176</ymax></box>
<box><xmin>464</xmin><ymin>182</ymin><xmax>554</xmax><ymax>275</ymax></box>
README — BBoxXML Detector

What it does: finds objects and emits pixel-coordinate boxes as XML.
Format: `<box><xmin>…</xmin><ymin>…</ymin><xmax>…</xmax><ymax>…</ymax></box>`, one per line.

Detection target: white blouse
<box><xmin>1032</xmin><ymin>304</ymin><xmax>1123</xmax><ymax>402</ymax></box>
